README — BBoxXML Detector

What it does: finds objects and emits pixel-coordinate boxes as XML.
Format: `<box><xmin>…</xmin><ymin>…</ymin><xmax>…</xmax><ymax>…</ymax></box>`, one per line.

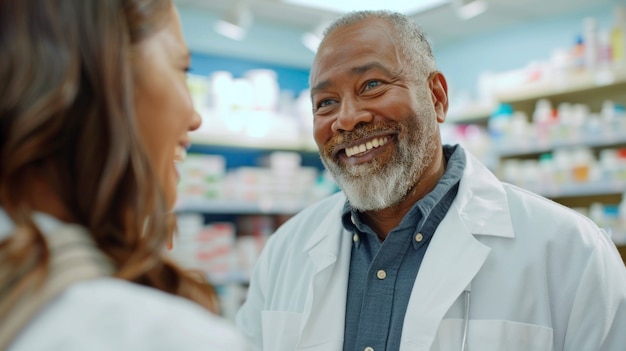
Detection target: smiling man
<box><xmin>236</xmin><ymin>10</ymin><xmax>626</xmax><ymax>351</ymax></box>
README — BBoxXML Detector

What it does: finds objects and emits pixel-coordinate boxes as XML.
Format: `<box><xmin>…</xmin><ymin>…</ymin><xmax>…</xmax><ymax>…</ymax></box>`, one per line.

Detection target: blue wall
<box><xmin>178</xmin><ymin>5</ymin><xmax>314</xmax><ymax>69</ymax></box>
<box><xmin>433</xmin><ymin>3</ymin><xmax>615</xmax><ymax>99</ymax></box>
<box><xmin>189</xmin><ymin>52</ymin><xmax>311</xmax><ymax>96</ymax></box>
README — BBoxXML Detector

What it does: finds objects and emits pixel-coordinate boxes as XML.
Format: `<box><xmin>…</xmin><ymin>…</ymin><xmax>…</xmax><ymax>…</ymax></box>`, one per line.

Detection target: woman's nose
<box><xmin>189</xmin><ymin>110</ymin><xmax>202</xmax><ymax>131</ymax></box>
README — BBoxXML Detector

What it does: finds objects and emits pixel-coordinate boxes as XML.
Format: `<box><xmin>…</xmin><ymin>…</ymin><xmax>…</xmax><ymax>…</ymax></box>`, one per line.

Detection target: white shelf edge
<box><xmin>190</xmin><ymin>132</ymin><xmax>319</xmax><ymax>152</ymax></box>
<box><xmin>496</xmin><ymin>132</ymin><xmax>626</xmax><ymax>158</ymax></box>
<box><xmin>522</xmin><ymin>181</ymin><xmax>626</xmax><ymax>199</ymax></box>
<box><xmin>447</xmin><ymin>102</ymin><xmax>495</xmax><ymax>123</ymax></box>
<box><xmin>175</xmin><ymin>198</ymin><xmax>309</xmax><ymax>215</ymax></box>
<box><xmin>494</xmin><ymin>66</ymin><xmax>626</xmax><ymax>103</ymax></box>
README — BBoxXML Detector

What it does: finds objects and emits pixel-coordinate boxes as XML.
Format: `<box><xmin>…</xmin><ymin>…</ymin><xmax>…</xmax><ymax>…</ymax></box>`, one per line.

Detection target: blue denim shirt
<box><xmin>341</xmin><ymin>144</ymin><xmax>465</xmax><ymax>351</ymax></box>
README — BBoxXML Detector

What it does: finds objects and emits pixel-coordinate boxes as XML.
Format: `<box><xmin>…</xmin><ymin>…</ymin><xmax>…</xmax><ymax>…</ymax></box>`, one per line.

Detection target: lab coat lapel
<box><xmin>401</xmin><ymin>206</ymin><xmax>490</xmax><ymax>350</ymax></box>
<box><xmin>400</xmin><ymin>150</ymin><xmax>513</xmax><ymax>350</ymax></box>
<box><xmin>298</xmin><ymin>195</ymin><xmax>352</xmax><ymax>348</ymax></box>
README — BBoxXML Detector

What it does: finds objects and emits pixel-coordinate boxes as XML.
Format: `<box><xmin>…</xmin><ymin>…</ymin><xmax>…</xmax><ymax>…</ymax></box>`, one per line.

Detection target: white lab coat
<box><xmin>0</xmin><ymin>210</ymin><xmax>249</xmax><ymax>351</ymax></box>
<box><xmin>236</xmin><ymin>150</ymin><xmax>626</xmax><ymax>351</ymax></box>
<box><xmin>9</xmin><ymin>278</ymin><xmax>249</xmax><ymax>351</ymax></box>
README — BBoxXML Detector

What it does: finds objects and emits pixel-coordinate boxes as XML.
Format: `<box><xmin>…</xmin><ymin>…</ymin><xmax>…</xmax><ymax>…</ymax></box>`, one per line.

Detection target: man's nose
<box><xmin>331</xmin><ymin>98</ymin><xmax>372</xmax><ymax>133</ymax></box>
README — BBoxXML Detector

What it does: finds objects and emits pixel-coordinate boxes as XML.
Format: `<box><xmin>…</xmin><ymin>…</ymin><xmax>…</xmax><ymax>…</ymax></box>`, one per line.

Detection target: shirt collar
<box><xmin>0</xmin><ymin>207</ymin><xmax>66</xmax><ymax>241</ymax></box>
<box><xmin>342</xmin><ymin>144</ymin><xmax>465</xmax><ymax>247</ymax></box>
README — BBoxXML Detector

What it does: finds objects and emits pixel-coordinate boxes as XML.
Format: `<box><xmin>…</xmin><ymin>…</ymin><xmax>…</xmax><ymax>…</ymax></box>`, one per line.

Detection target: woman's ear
<box><xmin>429</xmin><ymin>71</ymin><xmax>448</xmax><ymax>124</ymax></box>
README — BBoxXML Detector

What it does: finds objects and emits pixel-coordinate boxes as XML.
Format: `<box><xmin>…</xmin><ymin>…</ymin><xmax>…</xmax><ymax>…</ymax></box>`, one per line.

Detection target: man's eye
<box><xmin>318</xmin><ymin>99</ymin><xmax>335</xmax><ymax>108</ymax></box>
<box><xmin>364</xmin><ymin>80</ymin><xmax>380</xmax><ymax>90</ymax></box>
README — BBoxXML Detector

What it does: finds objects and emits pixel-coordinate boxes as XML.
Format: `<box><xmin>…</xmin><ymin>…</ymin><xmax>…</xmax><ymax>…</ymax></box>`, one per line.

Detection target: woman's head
<box><xmin>132</xmin><ymin>2</ymin><xmax>202</xmax><ymax>209</ymax></box>
<box><xmin>0</xmin><ymin>0</ymin><xmax>198</xmax><ymax>221</ymax></box>
<box><xmin>0</xmin><ymin>0</ymin><xmax>215</xmax><ymax>311</ymax></box>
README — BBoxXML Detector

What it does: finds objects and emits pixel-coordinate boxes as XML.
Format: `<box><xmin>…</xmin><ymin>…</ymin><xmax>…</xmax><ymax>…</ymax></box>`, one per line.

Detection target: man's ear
<box><xmin>429</xmin><ymin>71</ymin><xmax>448</xmax><ymax>123</ymax></box>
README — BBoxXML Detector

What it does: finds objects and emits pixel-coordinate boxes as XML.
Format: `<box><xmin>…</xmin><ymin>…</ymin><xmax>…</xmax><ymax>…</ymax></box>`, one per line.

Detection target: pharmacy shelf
<box><xmin>175</xmin><ymin>198</ymin><xmax>310</xmax><ymax>215</ymax></box>
<box><xmin>447</xmin><ymin>67</ymin><xmax>626</xmax><ymax>126</ymax></box>
<box><xmin>494</xmin><ymin>66</ymin><xmax>626</xmax><ymax>105</ymax></box>
<box><xmin>190</xmin><ymin>131</ymin><xmax>319</xmax><ymax>152</ymax></box>
<box><xmin>447</xmin><ymin>102</ymin><xmax>495</xmax><ymax>124</ymax></box>
<box><xmin>523</xmin><ymin>180</ymin><xmax>626</xmax><ymax>200</ymax></box>
<box><xmin>496</xmin><ymin>131</ymin><xmax>626</xmax><ymax>158</ymax></box>
<box><xmin>485</xmin><ymin>66</ymin><xmax>626</xmax><ymax>210</ymax></box>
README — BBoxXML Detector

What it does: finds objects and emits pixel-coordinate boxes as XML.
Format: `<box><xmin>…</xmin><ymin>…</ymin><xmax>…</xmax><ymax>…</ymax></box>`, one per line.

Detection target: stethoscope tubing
<box><xmin>461</xmin><ymin>285</ymin><xmax>471</xmax><ymax>351</ymax></box>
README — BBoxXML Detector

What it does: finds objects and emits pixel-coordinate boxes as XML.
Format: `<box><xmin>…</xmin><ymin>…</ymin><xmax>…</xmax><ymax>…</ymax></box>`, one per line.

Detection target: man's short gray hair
<box><xmin>321</xmin><ymin>10</ymin><xmax>437</xmax><ymax>81</ymax></box>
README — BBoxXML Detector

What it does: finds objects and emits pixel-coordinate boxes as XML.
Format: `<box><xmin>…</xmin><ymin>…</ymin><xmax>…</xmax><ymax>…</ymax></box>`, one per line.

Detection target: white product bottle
<box><xmin>583</xmin><ymin>17</ymin><xmax>599</xmax><ymax>71</ymax></box>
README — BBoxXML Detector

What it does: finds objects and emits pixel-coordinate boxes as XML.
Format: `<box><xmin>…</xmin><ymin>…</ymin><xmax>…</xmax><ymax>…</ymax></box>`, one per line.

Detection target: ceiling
<box><xmin>175</xmin><ymin>0</ymin><xmax>617</xmax><ymax>42</ymax></box>
<box><xmin>173</xmin><ymin>0</ymin><xmax>620</xmax><ymax>68</ymax></box>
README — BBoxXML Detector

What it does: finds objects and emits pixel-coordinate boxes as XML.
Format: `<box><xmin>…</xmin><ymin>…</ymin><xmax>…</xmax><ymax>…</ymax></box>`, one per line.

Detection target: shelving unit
<box><xmin>449</xmin><ymin>67</ymin><xmax>626</xmax><ymax>261</ymax></box>
<box><xmin>495</xmin><ymin>67</ymin><xmax>626</xmax><ymax>111</ymax></box>
<box><xmin>496</xmin><ymin>130</ymin><xmax>626</xmax><ymax>158</ymax></box>
<box><xmin>171</xmin><ymin>142</ymin><xmax>331</xmax><ymax>299</ymax></box>
<box><xmin>190</xmin><ymin>130</ymin><xmax>318</xmax><ymax>152</ymax></box>
<box><xmin>447</xmin><ymin>102</ymin><xmax>495</xmax><ymax>124</ymax></box>
<box><xmin>175</xmin><ymin>198</ymin><xmax>311</xmax><ymax>215</ymax></box>
<box><xmin>521</xmin><ymin>181</ymin><xmax>625</xmax><ymax>207</ymax></box>
<box><xmin>449</xmin><ymin>66</ymin><xmax>626</xmax><ymax>124</ymax></box>
<box><xmin>492</xmin><ymin>67</ymin><xmax>626</xmax><ymax>200</ymax></box>
<box><xmin>174</xmin><ymin>142</ymin><xmax>327</xmax><ymax>207</ymax></box>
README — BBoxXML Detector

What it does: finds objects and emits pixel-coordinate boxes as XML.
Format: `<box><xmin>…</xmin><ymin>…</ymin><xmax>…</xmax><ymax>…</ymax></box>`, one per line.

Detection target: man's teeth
<box><xmin>345</xmin><ymin>137</ymin><xmax>389</xmax><ymax>157</ymax></box>
<box><xmin>174</xmin><ymin>145</ymin><xmax>187</xmax><ymax>162</ymax></box>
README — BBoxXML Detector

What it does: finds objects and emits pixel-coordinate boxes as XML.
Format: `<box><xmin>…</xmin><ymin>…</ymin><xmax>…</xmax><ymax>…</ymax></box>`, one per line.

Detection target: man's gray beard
<box><xmin>322</xmin><ymin>155</ymin><xmax>411</xmax><ymax>211</ymax></box>
<box><xmin>321</xmin><ymin>114</ymin><xmax>437</xmax><ymax>212</ymax></box>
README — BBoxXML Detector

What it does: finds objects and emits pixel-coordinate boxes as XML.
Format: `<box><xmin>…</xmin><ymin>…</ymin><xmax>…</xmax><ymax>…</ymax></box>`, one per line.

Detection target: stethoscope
<box><xmin>461</xmin><ymin>283</ymin><xmax>472</xmax><ymax>351</ymax></box>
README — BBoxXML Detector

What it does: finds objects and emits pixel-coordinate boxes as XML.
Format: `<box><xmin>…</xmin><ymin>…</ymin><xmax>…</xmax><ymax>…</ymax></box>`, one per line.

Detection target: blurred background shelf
<box><xmin>190</xmin><ymin>130</ymin><xmax>318</xmax><ymax>152</ymax></box>
<box><xmin>523</xmin><ymin>180</ymin><xmax>625</xmax><ymax>199</ymax></box>
<box><xmin>447</xmin><ymin>102</ymin><xmax>495</xmax><ymax>124</ymax></box>
<box><xmin>496</xmin><ymin>131</ymin><xmax>626</xmax><ymax>158</ymax></box>
<box><xmin>495</xmin><ymin>66</ymin><xmax>626</xmax><ymax>104</ymax></box>
<box><xmin>175</xmin><ymin>198</ymin><xmax>311</xmax><ymax>215</ymax></box>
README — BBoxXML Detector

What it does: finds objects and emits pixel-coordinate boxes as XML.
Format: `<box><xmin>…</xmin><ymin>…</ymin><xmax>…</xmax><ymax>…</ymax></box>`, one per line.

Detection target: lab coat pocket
<box><xmin>432</xmin><ymin>319</ymin><xmax>553</xmax><ymax>351</ymax></box>
<box><xmin>261</xmin><ymin>310</ymin><xmax>302</xmax><ymax>351</ymax></box>
<box><xmin>295</xmin><ymin>339</ymin><xmax>343</xmax><ymax>351</ymax></box>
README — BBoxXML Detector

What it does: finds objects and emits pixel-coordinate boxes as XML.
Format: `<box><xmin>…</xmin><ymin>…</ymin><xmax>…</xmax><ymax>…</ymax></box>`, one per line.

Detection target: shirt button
<box><xmin>365</xmin><ymin>347</ymin><xmax>374</xmax><ymax>351</ymax></box>
<box><xmin>415</xmin><ymin>233</ymin><xmax>424</xmax><ymax>242</ymax></box>
<box><xmin>376</xmin><ymin>270</ymin><xmax>387</xmax><ymax>280</ymax></box>
<box><xmin>353</xmin><ymin>233</ymin><xmax>359</xmax><ymax>242</ymax></box>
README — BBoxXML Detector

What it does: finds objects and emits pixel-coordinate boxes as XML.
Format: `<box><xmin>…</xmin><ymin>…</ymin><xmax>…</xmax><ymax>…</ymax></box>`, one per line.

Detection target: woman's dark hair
<box><xmin>0</xmin><ymin>0</ymin><xmax>218</xmax><ymax>312</ymax></box>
